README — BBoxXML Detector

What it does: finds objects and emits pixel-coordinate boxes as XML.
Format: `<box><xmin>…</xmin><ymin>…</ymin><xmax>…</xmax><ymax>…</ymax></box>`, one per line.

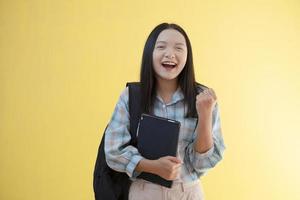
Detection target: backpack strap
<box><xmin>126</xmin><ymin>82</ymin><xmax>141</xmax><ymax>146</ymax></box>
<box><xmin>195</xmin><ymin>82</ymin><xmax>208</xmax><ymax>93</ymax></box>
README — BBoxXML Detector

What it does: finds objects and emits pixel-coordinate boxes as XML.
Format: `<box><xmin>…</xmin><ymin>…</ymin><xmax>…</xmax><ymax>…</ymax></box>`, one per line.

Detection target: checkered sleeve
<box><xmin>104</xmin><ymin>87</ymin><xmax>144</xmax><ymax>178</ymax></box>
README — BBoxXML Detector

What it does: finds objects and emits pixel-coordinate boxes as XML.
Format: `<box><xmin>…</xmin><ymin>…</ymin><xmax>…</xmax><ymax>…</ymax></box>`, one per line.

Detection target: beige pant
<box><xmin>129</xmin><ymin>179</ymin><xmax>204</xmax><ymax>200</ymax></box>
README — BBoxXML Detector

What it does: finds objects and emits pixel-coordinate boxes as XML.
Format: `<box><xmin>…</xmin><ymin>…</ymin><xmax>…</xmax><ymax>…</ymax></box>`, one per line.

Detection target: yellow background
<box><xmin>1</xmin><ymin>0</ymin><xmax>300</xmax><ymax>199</ymax></box>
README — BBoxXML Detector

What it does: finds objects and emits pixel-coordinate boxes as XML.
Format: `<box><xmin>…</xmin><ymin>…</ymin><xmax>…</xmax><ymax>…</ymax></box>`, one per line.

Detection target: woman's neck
<box><xmin>156</xmin><ymin>78</ymin><xmax>178</xmax><ymax>104</ymax></box>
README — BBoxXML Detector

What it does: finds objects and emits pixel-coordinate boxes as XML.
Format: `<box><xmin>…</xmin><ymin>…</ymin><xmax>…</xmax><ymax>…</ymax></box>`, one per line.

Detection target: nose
<box><xmin>164</xmin><ymin>48</ymin><xmax>175</xmax><ymax>59</ymax></box>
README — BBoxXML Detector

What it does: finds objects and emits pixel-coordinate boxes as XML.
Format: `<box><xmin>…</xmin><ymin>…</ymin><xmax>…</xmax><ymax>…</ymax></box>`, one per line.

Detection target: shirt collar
<box><xmin>156</xmin><ymin>86</ymin><xmax>184</xmax><ymax>105</ymax></box>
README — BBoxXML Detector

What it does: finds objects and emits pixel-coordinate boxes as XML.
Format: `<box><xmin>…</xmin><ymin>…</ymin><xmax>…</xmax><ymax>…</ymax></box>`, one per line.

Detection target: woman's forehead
<box><xmin>156</xmin><ymin>29</ymin><xmax>186</xmax><ymax>45</ymax></box>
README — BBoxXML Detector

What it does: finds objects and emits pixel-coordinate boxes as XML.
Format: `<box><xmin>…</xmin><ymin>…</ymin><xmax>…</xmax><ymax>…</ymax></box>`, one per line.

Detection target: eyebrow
<box><xmin>156</xmin><ymin>41</ymin><xmax>186</xmax><ymax>46</ymax></box>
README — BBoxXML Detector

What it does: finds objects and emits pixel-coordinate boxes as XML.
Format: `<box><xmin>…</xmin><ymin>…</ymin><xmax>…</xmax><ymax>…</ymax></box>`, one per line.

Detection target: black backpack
<box><xmin>93</xmin><ymin>82</ymin><xmax>141</xmax><ymax>200</ymax></box>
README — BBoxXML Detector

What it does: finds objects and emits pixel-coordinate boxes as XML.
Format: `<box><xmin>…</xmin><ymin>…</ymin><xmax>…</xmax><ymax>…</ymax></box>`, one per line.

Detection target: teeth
<box><xmin>162</xmin><ymin>62</ymin><xmax>176</xmax><ymax>65</ymax></box>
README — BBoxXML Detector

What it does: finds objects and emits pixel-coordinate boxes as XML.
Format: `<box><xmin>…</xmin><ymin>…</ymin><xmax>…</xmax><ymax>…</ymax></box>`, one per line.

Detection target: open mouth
<box><xmin>161</xmin><ymin>61</ymin><xmax>177</xmax><ymax>69</ymax></box>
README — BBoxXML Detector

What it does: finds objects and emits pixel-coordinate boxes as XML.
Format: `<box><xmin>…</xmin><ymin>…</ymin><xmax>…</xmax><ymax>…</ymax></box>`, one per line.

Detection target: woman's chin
<box><xmin>156</xmin><ymin>74</ymin><xmax>178</xmax><ymax>82</ymax></box>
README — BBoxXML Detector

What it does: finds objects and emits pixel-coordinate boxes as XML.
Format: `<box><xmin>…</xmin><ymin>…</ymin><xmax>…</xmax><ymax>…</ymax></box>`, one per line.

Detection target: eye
<box><xmin>175</xmin><ymin>46</ymin><xmax>183</xmax><ymax>50</ymax></box>
<box><xmin>156</xmin><ymin>45</ymin><xmax>165</xmax><ymax>49</ymax></box>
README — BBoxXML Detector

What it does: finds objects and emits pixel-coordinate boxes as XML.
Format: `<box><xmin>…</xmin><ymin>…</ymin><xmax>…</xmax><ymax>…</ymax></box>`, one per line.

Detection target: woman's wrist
<box><xmin>135</xmin><ymin>158</ymin><xmax>158</xmax><ymax>174</ymax></box>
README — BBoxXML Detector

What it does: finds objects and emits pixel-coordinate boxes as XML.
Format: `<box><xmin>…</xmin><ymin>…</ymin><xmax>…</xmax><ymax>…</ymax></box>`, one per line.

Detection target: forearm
<box><xmin>186</xmin><ymin>103</ymin><xmax>226</xmax><ymax>175</ymax></box>
<box><xmin>135</xmin><ymin>159</ymin><xmax>157</xmax><ymax>174</ymax></box>
<box><xmin>135</xmin><ymin>157</ymin><xmax>182</xmax><ymax>181</ymax></box>
<box><xmin>194</xmin><ymin>112</ymin><xmax>214</xmax><ymax>153</ymax></box>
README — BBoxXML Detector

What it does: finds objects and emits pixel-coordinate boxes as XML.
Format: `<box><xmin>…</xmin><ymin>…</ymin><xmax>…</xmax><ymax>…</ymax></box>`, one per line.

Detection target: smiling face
<box><xmin>152</xmin><ymin>29</ymin><xmax>188</xmax><ymax>82</ymax></box>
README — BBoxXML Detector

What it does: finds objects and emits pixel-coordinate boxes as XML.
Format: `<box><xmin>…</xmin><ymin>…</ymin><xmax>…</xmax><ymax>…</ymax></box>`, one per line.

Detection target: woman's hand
<box><xmin>196</xmin><ymin>88</ymin><xmax>217</xmax><ymax>115</ymax></box>
<box><xmin>153</xmin><ymin>156</ymin><xmax>182</xmax><ymax>181</ymax></box>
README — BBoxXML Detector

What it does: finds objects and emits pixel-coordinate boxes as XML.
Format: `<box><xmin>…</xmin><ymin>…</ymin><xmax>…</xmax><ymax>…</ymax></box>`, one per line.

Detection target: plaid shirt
<box><xmin>104</xmin><ymin>86</ymin><xmax>226</xmax><ymax>183</ymax></box>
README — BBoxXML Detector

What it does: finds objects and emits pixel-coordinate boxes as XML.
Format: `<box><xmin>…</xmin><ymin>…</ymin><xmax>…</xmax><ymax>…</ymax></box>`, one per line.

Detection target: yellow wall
<box><xmin>1</xmin><ymin>0</ymin><xmax>300</xmax><ymax>199</ymax></box>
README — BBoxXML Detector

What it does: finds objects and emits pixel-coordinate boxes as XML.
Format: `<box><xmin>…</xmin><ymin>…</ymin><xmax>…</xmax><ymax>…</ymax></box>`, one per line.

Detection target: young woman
<box><xmin>104</xmin><ymin>23</ymin><xmax>226</xmax><ymax>200</ymax></box>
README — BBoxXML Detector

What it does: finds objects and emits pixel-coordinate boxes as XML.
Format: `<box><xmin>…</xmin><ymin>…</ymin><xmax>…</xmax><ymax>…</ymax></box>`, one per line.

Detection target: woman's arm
<box><xmin>104</xmin><ymin>87</ymin><xmax>144</xmax><ymax>178</ymax></box>
<box><xmin>184</xmin><ymin>89</ymin><xmax>226</xmax><ymax>176</ymax></box>
<box><xmin>135</xmin><ymin>156</ymin><xmax>182</xmax><ymax>181</ymax></box>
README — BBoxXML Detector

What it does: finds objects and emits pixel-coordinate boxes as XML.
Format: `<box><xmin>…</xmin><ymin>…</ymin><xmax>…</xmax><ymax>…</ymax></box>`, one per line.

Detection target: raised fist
<box><xmin>196</xmin><ymin>88</ymin><xmax>217</xmax><ymax>115</ymax></box>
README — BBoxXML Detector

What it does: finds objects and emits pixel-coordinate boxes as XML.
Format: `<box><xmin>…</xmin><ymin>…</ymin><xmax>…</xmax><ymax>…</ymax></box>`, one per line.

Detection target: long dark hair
<box><xmin>140</xmin><ymin>23</ymin><xmax>198</xmax><ymax>118</ymax></box>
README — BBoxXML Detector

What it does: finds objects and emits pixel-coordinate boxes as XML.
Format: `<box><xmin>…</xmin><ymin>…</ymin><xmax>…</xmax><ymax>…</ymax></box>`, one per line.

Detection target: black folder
<box><xmin>137</xmin><ymin>113</ymin><xmax>181</xmax><ymax>188</ymax></box>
